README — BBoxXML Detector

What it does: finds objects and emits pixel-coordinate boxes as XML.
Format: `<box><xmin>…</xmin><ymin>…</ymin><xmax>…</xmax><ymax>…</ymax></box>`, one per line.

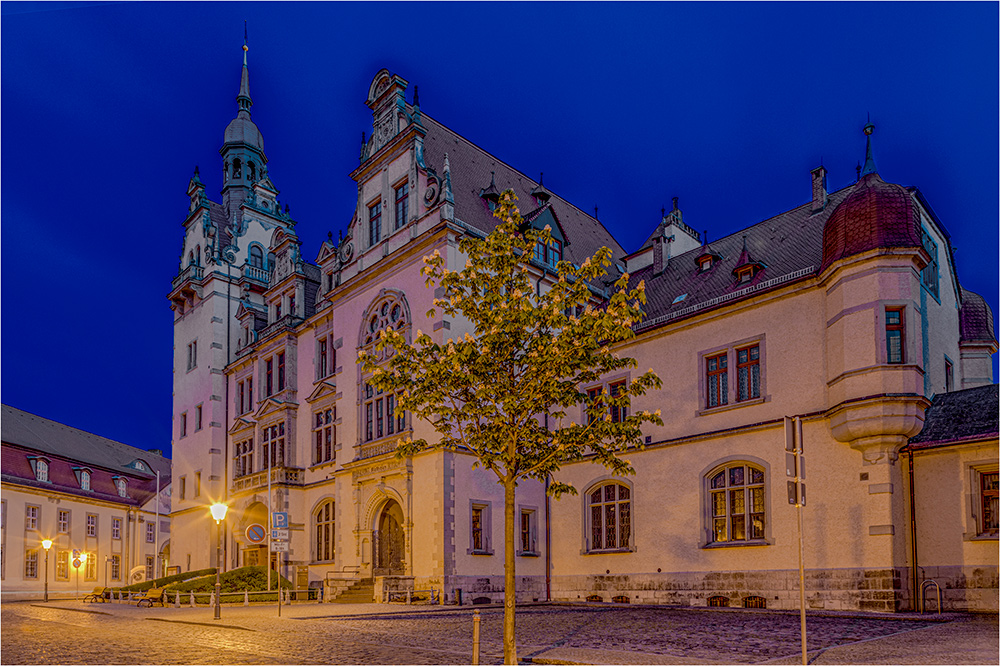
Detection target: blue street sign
<box><xmin>272</xmin><ymin>512</ymin><xmax>288</xmax><ymax>529</ymax></box>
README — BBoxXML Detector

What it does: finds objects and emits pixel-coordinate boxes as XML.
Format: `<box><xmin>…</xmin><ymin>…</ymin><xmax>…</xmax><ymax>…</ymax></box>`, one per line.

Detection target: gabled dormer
<box><xmin>731</xmin><ymin>236</ymin><xmax>766</xmax><ymax>286</ymax></box>
<box><xmin>695</xmin><ymin>234</ymin><xmax>723</xmax><ymax>274</ymax></box>
<box><xmin>522</xmin><ymin>204</ymin><xmax>568</xmax><ymax>269</ymax></box>
<box><xmin>187</xmin><ymin>166</ymin><xmax>209</xmax><ymax>216</ymax></box>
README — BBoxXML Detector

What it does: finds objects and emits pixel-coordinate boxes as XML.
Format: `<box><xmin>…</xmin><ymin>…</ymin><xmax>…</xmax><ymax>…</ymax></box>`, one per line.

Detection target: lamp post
<box><xmin>210</xmin><ymin>503</ymin><xmax>228</xmax><ymax>620</ymax></box>
<box><xmin>41</xmin><ymin>539</ymin><xmax>52</xmax><ymax>602</ymax></box>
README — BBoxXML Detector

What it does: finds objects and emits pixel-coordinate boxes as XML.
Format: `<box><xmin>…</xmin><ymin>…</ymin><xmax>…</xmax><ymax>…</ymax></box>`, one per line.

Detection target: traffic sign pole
<box><xmin>785</xmin><ymin>416</ymin><xmax>807</xmax><ymax>665</ymax></box>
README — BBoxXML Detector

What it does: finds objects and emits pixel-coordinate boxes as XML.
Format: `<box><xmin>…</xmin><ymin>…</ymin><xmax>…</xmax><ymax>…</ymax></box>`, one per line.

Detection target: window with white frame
<box><xmin>314</xmin><ymin>407</ymin><xmax>336</xmax><ymax>464</ymax></box>
<box><xmin>56</xmin><ymin>550</ymin><xmax>69</xmax><ymax>580</ymax></box>
<box><xmin>31</xmin><ymin>458</ymin><xmax>49</xmax><ymax>483</ymax></box>
<box><xmin>58</xmin><ymin>509</ymin><xmax>70</xmax><ymax>534</ymax></box>
<box><xmin>115</xmin><ymin>477</ymin><xmax>128</xmax><ymax>498</ymax></box>
<box><xmin>24</xmin><ymin>549</ymin><xmax>38</xmax><ymax>578</ymax></box>
<box><xmin>262</xmin><ymin>423</ymin><xmax>285</xmax><ymax>468</ymax></box>
<box><xmin>111</xmin><ymin>517</ymin><xmax>122</xmax><ymax>540</ymax></box>
<box><xmin>86</xmin><ymin>514</ymin><xmax>97</xmax><ymax>537</ymax></box>
<box><xmin>519</xmin><ymin>509</ymin><xmax>538</xmax><ymax>555</ymax></box>
<box><xmin>470</xmin><ymin>502</ymin><xmax>492</xmax><ymax>554</ymax></box>
<box><xmin>708</xmin><ymin>462</ymin><xmax>766</xmax><ymax>544</ymax></box>
<box><xmin>25</xmin><ymin>505</ymin><xmax>38</xmax><ymax>531</ymax></box>
<box><xmin>79</xmin><ymin>469</ymin><xmax>91</xmax><ymax>491</ymax></box>
<box><xmin>146</xmin><ymin>522</ymin><xmax>156</xmax><ymax>543</ymax></box>
<box><xmin>85</xmin><ymin>551</ymin><xmax>97</xmax><ymax>580</ymax></box>
<box><xmin>587</xmin><ymin>483</ymin><xmax>631</xmax><ymax>551</ymax></box>
<box><xmin>110</xmin><ymin>554</ymin><xmax>121</xmax><ymax>581</ymax></box>
<box><xmin>314</xmin><ymin>500</ymin><xmax>335</xmax><ymax>562</ymax></box>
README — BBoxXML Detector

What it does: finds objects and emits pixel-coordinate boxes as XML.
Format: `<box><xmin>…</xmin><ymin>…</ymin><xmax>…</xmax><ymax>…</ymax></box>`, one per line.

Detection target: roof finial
<box><xmin>856</xmin><ymin>162</ymin><xmax>862</xmax><ymax>181</ymax></box>
<box><xmin>860</xmin><ymin>117</ymin><xmax>877</xmax><ymax>177</ymax></box>
<box><xmin>661</xmin><ymin>206</ymin><xmax>666</xmax><ymax>218</ymax></box>
<box><xmin>539</xmin><ymin>172</ymin><xmax>544</xmax><ymax>186</ymax></box>
<box><xmin>243</xmin><ymin>20</ymin><xmax>248</xmax><ymax>66</ymax></box>
<box><xmin>594</xmin><ymin>205</ymin><xmax>599</xmax><ymax>219</ymax></box>
<box><xmin>236</xmin><ymin>22</ymin><xmax>252</xmax><ymax>117</ymax></box>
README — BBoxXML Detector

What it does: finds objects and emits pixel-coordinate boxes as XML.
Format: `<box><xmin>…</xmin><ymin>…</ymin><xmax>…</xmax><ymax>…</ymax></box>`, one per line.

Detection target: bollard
<box><xmin>456</xmin><ymin>588</ymin><xmax>463</xmax><ymax>606</ymax></box>
<box><xmin>406</xmin><ymin>590</ymin><xmax>411</xmax><ymax>605</ymax></box>
<box><xmin>471</xmin><ymin>609</ymin><xmax>481</xmax><ymax>665</ymax></box>
<box><xmin>244</xmin><ymin>589</ymin><xmax>250</xmax><ymax>606</ymax></box>
<box><xmin>189</xmin><ymin>591</ymin><xmax>195</xmax><ymax>608</ymax></box>
<box><xmin>174</xmin><ymin>591</ymin><xmax>180</xmax><ymax>608</ymax></box>
<box><xmin>285</xmin><ymin>588</ymin><xmax>292</xmax><ymax>605</ymax></box>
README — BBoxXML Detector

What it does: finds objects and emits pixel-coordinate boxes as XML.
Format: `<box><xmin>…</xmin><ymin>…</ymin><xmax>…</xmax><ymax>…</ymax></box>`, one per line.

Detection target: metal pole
<box><xmin>155</xmin><ymin>470</ymin><xmax>160</xmax><ymax>579</ymax></box>
<box><xmin>44</xmin><ymin>549</ymin><xmax>49</xmax><ymax>602</ymax></box>
<box><xmin>795</xmin><ymin>416</ymin><xmax>807</xmax><ymax>666</ymax></box>
<box><xmin>214</xmin><ymin>518</ymin><xmax>222</xmax><ymax>620</ymax></box>
<box><xmin>472</xmin><ymin>609</ymin><xmax>481</xmax><ymax>665</ymax></box>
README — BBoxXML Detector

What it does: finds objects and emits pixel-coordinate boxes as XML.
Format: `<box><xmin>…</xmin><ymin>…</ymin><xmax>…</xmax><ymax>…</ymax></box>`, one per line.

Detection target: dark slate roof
<box><xmin>960</xmin><ymin>289</ymin><xmax>997</xmax><ymax>344</ymax></box>
<box><xmin>1</xmin><ymin>404</ymin><xmax>170</xmax><ymax>478</ymax></box>
<box><xmin>632</xmin><ymin>185</ymin><xmax>853</xmax><ymax>328</ymax></box>
<box><xmin>420</xmin><ymin>114</ymin><xmax>626</xmax><ymax>266</ymax></box>
<box><xmin>209</xmin><ymin>200</ymin><xmax>233</xmax><ymax>251</ymax></box>
<box><xmin>907</xmin><ymin>384</ymin><xmax>999</xmax><ymax>449</ymax></box>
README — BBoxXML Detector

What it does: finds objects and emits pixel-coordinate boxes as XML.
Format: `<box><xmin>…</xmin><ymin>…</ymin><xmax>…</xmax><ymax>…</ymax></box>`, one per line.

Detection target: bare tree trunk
<box><xmin>503</xmin><ymin>475</ymin><xmax>517</xmax><ymax>664</ymax></box>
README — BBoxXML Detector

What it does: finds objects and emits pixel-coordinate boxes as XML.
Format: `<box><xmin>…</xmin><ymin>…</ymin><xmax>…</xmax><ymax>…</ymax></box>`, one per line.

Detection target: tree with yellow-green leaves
<box><xmin>360</xmin><ymin>190</ymin><xmax>661</xmax><ymax>665</ymax></box>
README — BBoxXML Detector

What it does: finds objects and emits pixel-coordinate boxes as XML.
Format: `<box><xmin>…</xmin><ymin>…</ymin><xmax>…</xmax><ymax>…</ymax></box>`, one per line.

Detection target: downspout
<box><xmin>907</xmin><ymin>448</ymin><xmax>919</xmax><ymax>611</ymax></box>
<box><xmin>544</xmin><ymin>474</ymin><xmax>551</xmax><ymax>602</ymax></box>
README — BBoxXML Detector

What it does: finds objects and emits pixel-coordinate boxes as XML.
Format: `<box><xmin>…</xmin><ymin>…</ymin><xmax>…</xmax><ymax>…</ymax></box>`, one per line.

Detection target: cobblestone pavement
<box><xmin>1</xmin><ymin>599</ymin><xmax>995</xmax><ymax>665</ymax></box>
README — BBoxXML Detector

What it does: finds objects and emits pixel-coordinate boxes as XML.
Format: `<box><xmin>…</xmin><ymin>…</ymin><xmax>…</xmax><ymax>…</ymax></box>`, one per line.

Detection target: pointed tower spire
<box><xmin>221</xmin><ymin>27</ymin><xmax>267</xmax><ymax>217</ymax></box>
<box><xmin>237</xmin><ymin>22</ymin><xmax>252</xmax><ymax>118</ymax></box>
<box><xmin>860</xmin><ymin>118</ymin><xmax>877</xmax><ymax>177</ymax></box>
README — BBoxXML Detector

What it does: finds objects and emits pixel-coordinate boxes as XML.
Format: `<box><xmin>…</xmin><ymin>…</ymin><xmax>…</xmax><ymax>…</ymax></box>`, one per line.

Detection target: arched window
<box><xmin>224</xmin><ymin>161</ymin><xmax>229</xmax><ymax>182</ymax></box>
<box><xmin>115</xmin><ymin>477</ymin><xmax>128</xmax><ymax>498</ymax></box>
<box><xmin>314</xmin><ymin>500</ymin><xmax>335</xmax><ymax>562</ymax></box>
<box><xmin>587</xmin><ymin>482</ymin><xmax>631</xmax><ymax>551</ymax></box>
<box><xmin>708</xmin><ymin>462</ymin><xmax>766</xmax><ymax>543</ymax></box>
<box><xmin>188</xmin><ymin>251</ymin><xmax>195</xmax><ymax>267</ymax></box>
<box><xmin>34</xmin><ymin>459</ymin><xmax>49</xmax><ymax>483</ymax></box>
<box><xmin>196</xmin><ymin>246</ymin><xmax>201</xmax><ymax>266</ymax></box>
<box><xmin>80</xmin><ymin>470</ymin><xmax>91</xmax><ymax>491</ymax></box>
<box><xmin>249</xmin><ymin>245</ymin><xmax>264</xmax><ymax>269</ymax></box>
<box><xmin>359</xmin><ymin>293</ymin><xmax>410</xmax><ymax>444</ymax></box>
<box><xmin>248</xmin><ymin>161</ymin><xmax>256</xmax><ymax>182</ymax></box>
<box><xmin>232</xmin><ymin>158</ymin><xmax>242</xmax><ymax>179</ymax></box>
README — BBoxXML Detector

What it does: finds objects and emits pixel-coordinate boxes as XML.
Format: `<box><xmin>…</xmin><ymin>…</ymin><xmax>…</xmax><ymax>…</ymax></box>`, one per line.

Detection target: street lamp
<box><xmin>41</xmin><ymin>539</ymin><xmax>52</xmax><ymax>602</ymax></box>
<box><xmin>210</xmin><ymin>502</ymin><xmax>228</xmax><ymax>620</ymax></box>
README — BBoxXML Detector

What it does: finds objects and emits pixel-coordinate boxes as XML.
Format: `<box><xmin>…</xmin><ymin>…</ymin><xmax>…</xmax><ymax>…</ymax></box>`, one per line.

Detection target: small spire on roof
<box><xmin>856</xmin><ymin>162</ymin><xmax>862</xmax><ymax>181</ymax></box>
<box><xmin>860</xmin><ymin>118</ymin><xmax>877</xmax><ymax>177</ymax></box>
<box><xmin>413</xmin><ymin>85</ymin><xmax>419</xmax><ymax>107</ymax></box>
<box><xmin>194</xmin><ymin>165</ymin><xmax>200</xmax><ymax>175</ymax></box>
<box><xmin>672</xmin><ymin>196</ymin><xmax>679</xmax><ymax>211</ymax></box>
<box><xmin>243</xmin><ymin>20</ymin><xmax>248</xmax><ymax>65</ymax></box>
<box><xmin>328</xmin><ymin>231</ymin><xmax>333</xmax><ymax>243</ymax></box>
<box><xmin>661</xmin><ymin>206</ymin><xmax>666</xmax><ymax>218</ymax></box>
<box><xmin>594</xmin><ymin>205</ymin><xmax>599</xmax><ymax>219</ymax></box>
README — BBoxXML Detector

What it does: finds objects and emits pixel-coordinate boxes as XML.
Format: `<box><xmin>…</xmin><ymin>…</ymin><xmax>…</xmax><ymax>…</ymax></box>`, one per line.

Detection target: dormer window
<box><xmin>699</xmin><ymin>256</ymin><xmax>713</xmax><ymax>272</ymax></box>
<box><xmin>29</xmin><ymin>457</ymin><xmax>49</xmax><ymax>483</ymax></box>
<box><xmin>74</xmin><ymin>467</ymin><xmax>92</xmax><ymax>491</ymax></box>
<box><xmin>533</xmin><ymin>238</ymin><xmax>563</xmax><ymax>266</ymax></box>
<box><xmin>114</xmin><ymin>477</ymin><xmax>128</xmax><ymax>498</ymax></box>
<box><xmin>736</xmin><ymin>266</ymin><xmax>755</xmax><ymax>284</ymax></box>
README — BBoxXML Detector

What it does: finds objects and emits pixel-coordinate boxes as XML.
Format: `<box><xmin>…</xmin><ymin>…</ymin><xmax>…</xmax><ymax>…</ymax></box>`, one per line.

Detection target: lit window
<box><xmin>394</xmin><ymin>183</ymin><xmax>408</xmax><ymax>231</ymax></box>
<box><xmin>146</xmin><ymin>556</ymin><xmax>154</xmax><ymax>581</ymax></box>
<box><xmin>736</xmin><ymin>346</ymin><xmax>760</xmax><ymax>402</ymax></box>
<box><xmin>85</xmin><ymin>552</ymin><xmax>97</xmax><ymax>580</ymax></box>
<box><xmin>709</xmin><ymin>463</ymin><xmax>766</xmax><ymax>543</ymax></box>
<box><xmin>314</xmin><ymin>500</ymin><xmax>335</xmax><ymax>562</ymax></box>
<box><xmin>314</xmin><ymin>408</ymin><xmax>336</xmax><ymax>464</ymax></box>
<box><xmin>706</xmin><ymin>353</ymin><xmax>728</xmax><ymax>408</ymax></box>
<box><xmin>588</xmin><ymin>483</ymin><xmax>631</xmax><ymax>551</ymax></box>
<box><xmin>112</xmin><ymin>517</ymin><xmax>122</xmax><ymax>540</ymax></box>
<box><xmin>56</xmin><ymin>551</ymin><xmax>69</xmax><ymax>580</ymax></box>
<box><xmin>886</xmin><ymin>308</ymin><xmax>905</xmax><ymax>364</ymax></box>
<box><xmin>86</xmin><ymin>514</ymin><xmax>97</xmax><ymax>537</ymax></box>
<box><xmin>369</xmin><ymin>201</ymin><xmax>382</xmax><ymax>246</ymax></box>
<box><xmin>24</xmin><ymin>550</ymin><xmax>38</xmax><ymax>579</ymax></box>
<box><xmin>194</xmin><ymin>472</ymin><xmax>201</xmax><ymax>498</ymax></box>
<box><xmin>981</xmin><ymin>471</ymin><xmax>998</xmax><ymax>537</ymax></box>
<box><xmin>111</xmin><ymin>554</ymin><xmax>121</xmax><ymax>581</ymax></box>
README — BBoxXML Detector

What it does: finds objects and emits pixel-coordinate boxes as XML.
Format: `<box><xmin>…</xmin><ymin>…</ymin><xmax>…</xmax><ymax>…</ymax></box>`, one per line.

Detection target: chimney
<box><xmin>652</xmin><ymin>234</ymin><xmax>664</xmax><ymax>275</ymax></box>
<box><xmin>810</xmin><ymin>166</ymin><xmax>828</xmax><ymax>212</ymax></box>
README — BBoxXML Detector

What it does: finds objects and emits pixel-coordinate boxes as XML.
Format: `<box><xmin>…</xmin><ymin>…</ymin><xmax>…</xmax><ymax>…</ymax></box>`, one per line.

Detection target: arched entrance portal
<box><xmin>372</xmin><ymin>499</ymin><xmax>405</xmax><ymax>575</ymax></box>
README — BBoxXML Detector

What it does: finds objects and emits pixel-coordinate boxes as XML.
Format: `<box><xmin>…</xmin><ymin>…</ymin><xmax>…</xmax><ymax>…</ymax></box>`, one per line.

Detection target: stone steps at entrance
<box><xmin>332</xmin><ymin>578</ymin><xmax>374</xmax><ymax>604</ymax></box>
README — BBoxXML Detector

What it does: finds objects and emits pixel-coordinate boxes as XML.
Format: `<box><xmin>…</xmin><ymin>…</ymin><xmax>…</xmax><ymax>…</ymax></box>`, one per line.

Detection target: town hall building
<box><xmin>168</xmin><ymin>45</ymin><xmax>997</xmax><ymax>612</ymax></box>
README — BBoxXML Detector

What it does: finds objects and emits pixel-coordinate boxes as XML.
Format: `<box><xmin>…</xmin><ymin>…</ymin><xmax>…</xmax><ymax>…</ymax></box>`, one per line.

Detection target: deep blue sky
<box><xmin>2</xmin><ymin>2</ymin><xmax>997</xmax><ymax>458</ymax></box>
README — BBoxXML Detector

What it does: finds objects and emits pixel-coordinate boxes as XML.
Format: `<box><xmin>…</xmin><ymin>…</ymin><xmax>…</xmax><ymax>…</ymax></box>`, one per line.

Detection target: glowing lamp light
<box><xmin>79</xmin><ymin>552</ymin><xmax>87</xmax><ymax>563</ymax></box>
<box><xmin>210</xmin><ymin>503</ymin><xmax>229</xmax><ymax>523</ymax></box>
<box><xmin>41</xmin><ymin>539</ymin><xmax>53</xmax><ymax>551</ymax></box>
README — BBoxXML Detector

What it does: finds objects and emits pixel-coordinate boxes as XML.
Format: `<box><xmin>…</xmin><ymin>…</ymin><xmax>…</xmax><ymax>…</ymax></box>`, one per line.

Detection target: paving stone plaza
<box><xmin>1</xmin><ymin>600</ymin><xmax>996</xmax><ymax>664</ymax></box>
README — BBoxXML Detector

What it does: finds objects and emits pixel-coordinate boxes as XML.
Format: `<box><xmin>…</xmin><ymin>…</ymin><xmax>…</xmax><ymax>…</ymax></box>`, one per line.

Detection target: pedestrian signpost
<box><xmin>785</xmin><ymin>416</ymin><xmax>807</xmax><ymax>666</ymax></box>
<box><xmin>72</xmin><ymin>550</ymin><xmax>86</xmax><ymax>600</ymax></box>
<box><xmin>271</xmin><ymin>512</ymin><xmax>289</xmax><ymax>615</ymax></box>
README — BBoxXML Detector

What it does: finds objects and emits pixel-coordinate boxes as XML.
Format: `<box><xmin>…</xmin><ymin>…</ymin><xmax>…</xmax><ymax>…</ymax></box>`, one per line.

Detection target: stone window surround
<box><xmin>580</xmin><ymin>476</ymin><xmax>635</xmax><ymax>555</ymax></box>
<box><xmin>699</xmin><ymin>454</ymin><xmax>774</xmax><ymax>549</ymax></box>
<box><xmin>697</xmin><ymin>334</ymin><xmax>768</xmax><ymax>416</ymax></box>
<box><xmin>468</xmin><ymin>499</ymin><xmax>493</xmax><ymax>556</ymax></box>
<box><xmin>966</xmin><ymin>460</ymin><xmax>999</xmax><ymax>541</ymax></box>
<box><xmin>517</xmin><ymin>504</ymin><xmax>540</xmax><ymax>557</ymax></box>
<box><xmin>581</xmin><ymin>372</ymin><xmax>632</xmax><ymax>426</ymax></box>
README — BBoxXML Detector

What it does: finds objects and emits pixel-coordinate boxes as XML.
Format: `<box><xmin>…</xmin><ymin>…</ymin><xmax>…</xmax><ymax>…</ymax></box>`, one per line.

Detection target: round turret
<box><xmin>960</xmin><ymin>289</ymin><xmax>997</xmax><ymax>344</ymax></box>
<box><xmin>224</xmin><ymin>114</ymin><xmax>264</xmax><ymax>151</ymax></box>
<box><xmin>820</xmin><ymin>171</ymin><xmax>922</xmax><ymax>273</ymax></box>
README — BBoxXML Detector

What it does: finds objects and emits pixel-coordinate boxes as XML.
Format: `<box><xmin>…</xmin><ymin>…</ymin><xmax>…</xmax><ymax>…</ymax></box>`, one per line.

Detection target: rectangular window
<box><xmin>25</xmin><ymin>549</ymin><xmax>37</xmax><ymax>579</ymax></box>
<box><xmin>706</xmin><ymin>353</ymin><xmax>728</xmax><ymax>408</ymax></box>
<box><xmin>369</xmin><ymin>201</ymin><xmax>382</xmax><ymax>246</ymax></box>
<box><xmin>34</xmin><ymin>459</ymin><xmax>48</xmax><ymax>482</ymax></box>
<box><xmin>86</xmin><ymin>514</ymin><xmax>97</xmax><ymax>537</ymax></box>
<box><xmin>921</xmin><ymin>228</ymin><xmax>940</xmax><ymax>298</ymax></box>
<box><xmin>471</xmin><ymin>507</ymin><xmax>484</xmax><ymax>551</ymax></box>
<box><xmin>277</xmin><ymin>352</ymin><xmax>286</xmax><ymax>391</ymax></box>
<box><xmin>395</xmin><ymin>183</ymin><xmax>409</xmax><ymax>230</ymax></box>
<box><xmin>25</xmin><ymin>505</ymin><xmax>38</xmax><ymax>531</ymax></box>
<box><xmin>179</xmin><ymin>477</ymin><xmax>186</xmax><ymax>501</ymax></box>
<box><xmin>318</xmin><ymin>339</ymin><xmax>328</xmax><ymax>379</ymax></box>
<box><xmin>736</xmin><ymin>346</ymin><xmax>760</xmax><ymax>402</ymax></box>
<box><xmin>111</xmin><ymin>517</ymin><xmax>122</xmax><ymax>540</ymax></box>
<box><xmin>187</xmin><ymin>340</ymin><xmax>197</xmax><ymax>371</ymax></box>
<box><xmin>886</xmin><ymin>308</ymin><xmax>905</xmax><ymax>364</ymax></box>
<box><xmin>146</xmin><ymin>555</ymin><xmax>154</xmax><ymax>581</ymax></box>
<box><xmin>945</xmin><ymin>358</ymin><xmax>954</xmax><ymax>393</ymax></box>
<box><xmin>111</xmin><ymin>554</ymin><xmax>121</xmax><ymax>581</ymax></box>
<box><xmin>275</xmin><ymin>300</ymin><xmax>282</xmax><ymax>320</ymax></box>
<box><xmin>262</xmin><ymin>423</ymin><xmax>285</xmax><ymax>468</ymax></box>
<box><xmin>520</xmin><ymin>510</ymin><xmax>536</xmax><ymax>553</ymax></box>
<box><xmin>195</xmin><ymin>472</ymin><xmax>201</xmax><ymax>498</ymax></box>
<box><xmin>609</xmin><ymin>381</ymin><xmax>627</xmax><ymax>423</ymax></box>
<box><xmin>549</xmin><ymin>239</ymin><xmax>563</xmax><ymax>264</ymax></box>
<box><xmin>58</xmin><ymin>509</ymin><xmax>70</xmax><ymax>534</ymax></box>
<box><xmin>288</xmin><ymin>293</ymin><xmax>296</xmax><ymax>317</ymax></box>
<box><xmin>587</xmin><ymin>387</ymin><xmax>602</xmax><ymax>425</ymax></box>
<box><xmin>85</xmin><ymin>551</ymin><xmax>97</xmax><ymax>580</ymax></box>
<box><xmin>314</xmin><ymin>408</ymin><xmax>335</xmax><ymax>464</ymax></box>
<box><xmin>982</xmin><ymin>471</ymin><xmax>998</xmax><ymax>536</ymax></box>
<box><xmin>534</xmin><ymin>241</ymin><xmax>547</xmax><ymax>264</ymax></box>
<box><xmin>146</xmin><ymin>522</ymin><xmax>155</xmax><ymax>544</ymax></box>
<box><xmin>265</xmin><ymin>358</ymin><xmax>274</xmax><ymax>396</ymax></box>
<box><xmin>180</xmin><ymin>412</ymin><xmax>187</xmax><ymax>438</ymax></box>
<box><xmin>376</xmin><ymin>396</ymin><xmax>384</xmax><ymax>439</ymax></box>
<box><xmin>56</xmin><ymin>550</ymin><xmax>69</xmax><ymax>580</ymax></box>
<box><xmin>195</xmin><ymin>404</ymin><xmax>203</xmax><ymax>431</ymax></box>
<box><xmin>235</xmin><ymin>438</ymin><xmax>254</xmax><ymax>478</ymax></box>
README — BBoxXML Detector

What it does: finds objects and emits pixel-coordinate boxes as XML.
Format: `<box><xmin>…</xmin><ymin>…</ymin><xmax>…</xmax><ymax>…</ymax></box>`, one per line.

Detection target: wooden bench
<box><xmin>83</xmin><ymin>587</ymin><xmax>109</xmax><ymax>603</ymax></box>
<box><xmin>136</xmin><ymin>587</ymin><xmax>165</xmax><ymax>607</ymax></box>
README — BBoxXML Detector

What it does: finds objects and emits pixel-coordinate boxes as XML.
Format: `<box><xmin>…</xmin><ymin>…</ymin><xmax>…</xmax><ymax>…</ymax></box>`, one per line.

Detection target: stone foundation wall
<box><xmin>441</xmin><ymin>575</ymin><xmax>546</xmax><ymax>605</ymax></box>
<box><xmin>915</xmin><ymin>565</ymin><xmax>999</xmax><ymax>612</ymax></box>
<box><xmin>551</xmin><ymin>568</ymin><xmax>912</xmax><ymax>612</ymax></box>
